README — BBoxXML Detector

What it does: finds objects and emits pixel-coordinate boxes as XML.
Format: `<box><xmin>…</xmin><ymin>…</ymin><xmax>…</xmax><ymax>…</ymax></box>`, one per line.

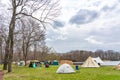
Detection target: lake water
<box><xmin>101</xmin><ymin>61</ymin><xmax>120</xmax><ymax>66</ymax></box>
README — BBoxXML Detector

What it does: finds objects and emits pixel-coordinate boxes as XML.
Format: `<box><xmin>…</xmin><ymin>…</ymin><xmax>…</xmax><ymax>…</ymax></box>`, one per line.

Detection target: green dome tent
<box><xmin>52</xmin><ymin>60</ymin><xmax>59</xmax><ymax>65</ymax></box>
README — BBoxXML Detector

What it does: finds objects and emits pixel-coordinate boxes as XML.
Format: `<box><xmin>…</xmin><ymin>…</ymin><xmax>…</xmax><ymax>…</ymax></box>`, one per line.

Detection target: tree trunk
<box><xmin>5</xmin><ymin>2</ymin><xmax>16</xmax><ymax>72</ymax></box>
<box><xmin>24</xmin><ymin>57</ymin><xmax>27</xmax><ymax>66</ymax></box>
<box><xmin>23</xmin><ymin>51</ymin><xmax>27</xmax><ymax>66</ymax></box>
<box><xmin>34</xmin><ymin>43</ymin><xmax>37</xmax><ymax>60</ymax></box>
<box><xmin>24</xmin><ymin>46</ymin><xmax>28</xmax><ymax>66</ymax></box>
<box><xmin>22</xmin><ymin>40</ymin><xmax>27</xmax><ymax>66</ymax></box>
<box><xmin>7</xmin><ymin>21</ymin><xmax>15</xmax><ymax>72</ymax></box>
<box><xmin>7</xmin><ymin>0</ymin><xmax>17</xmax><ymax>72</ymax></box>
<box><xmin>3</xmin><ymin>54</ymin><xmax>8</xmax><ymax>70</ymax></box>
<box><xmin>8</xmin><ymin>45</ymin><xmax>13</xmax><ymax>72</ymax></box>
<box><xmin>3</xmin><ymin>39</ymin><xmax>9</xmax><ymax>70</ymax></box>
<box><xmin>0</xmin><ymin>38</ymin><xmax>3</xmax><ymax>63</ymax></box>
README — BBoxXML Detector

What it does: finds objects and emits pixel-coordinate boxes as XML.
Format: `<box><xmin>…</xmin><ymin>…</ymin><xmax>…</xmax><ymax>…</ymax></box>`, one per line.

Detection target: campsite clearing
<box><xmin>0</xmin><ymin>65</ymin><xmax>120</xmax><ymax>80</ymax></box>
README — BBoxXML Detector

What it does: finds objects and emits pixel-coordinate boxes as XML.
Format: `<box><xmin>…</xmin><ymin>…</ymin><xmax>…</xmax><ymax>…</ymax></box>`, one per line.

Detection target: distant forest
<box><xmin>3</xmin><ymin>49</ymin><xmax>120</xmax><ymax>62</ymax></box>
<box><xmin>59</xmin><ymin>50</ymin><xmax>120</xmax><ymax>62</ymax></box>
<box><xmin>1</xmin><ymin>47</ymin><xmax>120</xmax><ymax>62</ymax></box>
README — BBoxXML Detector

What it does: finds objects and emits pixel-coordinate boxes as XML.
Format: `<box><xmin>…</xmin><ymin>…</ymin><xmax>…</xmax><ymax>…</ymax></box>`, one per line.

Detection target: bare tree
<box><xmin>0</xmin><ymin>15</ymin><xmax>8</xmax><ymax>65</ymax></box>
<box><xmin>0</xmin><ymin>37</ymin><xmax>2</xmax><ymax>63</ymax></box>
<box><xmin>39</xmin><ymin>41</ymin><xmax>51</xmax><ymax>61</ymax></box>
<box><xmin>19</xmin><ymin>18</ymin><xmax>45</xmax><ymax>66</ymax></box>
<box><xmin>1</xmin><ymin>0</ymin><xmax>60</xmax><ymax>72</ymax></box>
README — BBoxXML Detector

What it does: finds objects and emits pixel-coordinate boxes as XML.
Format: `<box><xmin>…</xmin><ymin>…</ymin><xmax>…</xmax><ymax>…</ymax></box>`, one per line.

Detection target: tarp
<box><xmin>60</xmin><ymin>60</ymin><xmax>73</xmax><ymax>65</ymax></box>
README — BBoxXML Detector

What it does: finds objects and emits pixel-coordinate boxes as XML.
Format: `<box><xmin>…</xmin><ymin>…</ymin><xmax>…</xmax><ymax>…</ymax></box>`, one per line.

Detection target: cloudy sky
<box><xmin>46</xmin><ymin>0</ymin><xmax>120</xmax><ymax>53</ymax></box>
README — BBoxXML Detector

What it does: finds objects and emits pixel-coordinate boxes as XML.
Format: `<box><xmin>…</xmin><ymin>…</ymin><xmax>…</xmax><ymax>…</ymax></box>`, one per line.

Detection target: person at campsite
<box><xmin>33</xmin><ymin>62</ymin><xmax>37</xmax><ymax>68</ymax></box>
<box><xmin>45</xmin><ymin>63</ymin><xmax>49</xmax><ymax>68</ymax></box>
<box><xmin>29</xmin><ymin>62</ymin><xmax>33</xmax><ymax>67</ymax></box>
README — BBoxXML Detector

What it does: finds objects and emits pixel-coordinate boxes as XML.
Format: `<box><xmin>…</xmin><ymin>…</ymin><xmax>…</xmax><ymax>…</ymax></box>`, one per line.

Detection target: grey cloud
<box><xmin>89</xmin><ymin>26</ymin><xmax>120</xmax><ymax>43</ymax></box>
<box><xmin>118</xmin><ymin>0</ymin><xmax>120</xmax><ymax>3</ymax></box>
<box><xmin>53</xmin><ymin>21</ymin><xmax>65</xmax><ymax>28</ymax></box>
<box><xmin>93</xmin><ymin>1</ymin><xmax>101</xmax><ymax>7</ymax></box>
<box><xmin>69</xmin><ymin>9</ymin><xmax>98</xmax><ymax>25</ymax></box>
<box><xmin>102</xmin><ymin>5</ymin><xmax>116</xmax><ymax>12</ymax></box>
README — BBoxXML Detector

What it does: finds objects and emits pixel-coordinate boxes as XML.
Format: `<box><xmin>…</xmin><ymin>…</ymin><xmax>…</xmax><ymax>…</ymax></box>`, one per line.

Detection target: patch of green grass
<box><xmin>1</xmin><ymin>65</ymin><xmax>120</xmax><ymax>80</ymax></box>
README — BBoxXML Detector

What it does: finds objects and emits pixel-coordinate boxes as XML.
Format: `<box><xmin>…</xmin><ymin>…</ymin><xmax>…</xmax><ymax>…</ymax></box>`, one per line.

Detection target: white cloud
<box><xmin>46</xmin><ymin>0</ymin><xmax>120</xmax><ymax>52</ymax></box>
<box><xmin>46</xmin><ymin>26</ymin><xmax>68</xmax><ymax>41</ymax></box>
<box><xmin>85</xmin><ymin>36</ymin><xmax>104</xmax><ymax>45</ymax></box>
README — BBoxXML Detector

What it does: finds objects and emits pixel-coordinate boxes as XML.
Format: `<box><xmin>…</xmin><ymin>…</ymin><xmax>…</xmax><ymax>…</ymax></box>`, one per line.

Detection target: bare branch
<box><xmin>31</xmin><ymin>0</ymin><xmax>48</xmax><ymax>15</ymax></box>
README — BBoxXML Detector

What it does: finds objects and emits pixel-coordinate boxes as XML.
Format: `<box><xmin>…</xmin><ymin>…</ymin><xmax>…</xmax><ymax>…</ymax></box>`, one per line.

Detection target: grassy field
<box><xmin>0</xmin><ymin>65</ymin><xmax>120</xmax><ymax>80</ymax></box>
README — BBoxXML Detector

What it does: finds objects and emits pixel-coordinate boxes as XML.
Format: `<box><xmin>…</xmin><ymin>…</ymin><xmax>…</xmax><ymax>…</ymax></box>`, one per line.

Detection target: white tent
<box><xmin>17</xmin><ymin>61</ymin><xmax>25</xmax><ymax>66</ymax></box>
<box><xmin>92</xmin><ymin>57</ymin><xmax>104</xmax><ymax>64</ymax></box>
<box><xmin>56</xmin><ymin>63</ymin><xmax>75</xmax><ymax>73</ymax></box>
<box><xmin>81</xmin><ymin>56</ymin><xmax>100</xmax><ymax>67</ymax></box>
